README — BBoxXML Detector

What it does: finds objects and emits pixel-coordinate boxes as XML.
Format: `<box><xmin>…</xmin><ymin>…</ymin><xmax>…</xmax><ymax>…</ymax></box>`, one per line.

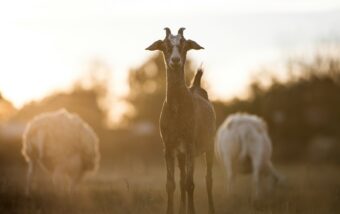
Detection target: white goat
<box><xmin>22</xmin><ymin>109</ymin><xmax>100</xmax><ymax>194</ymax></box>
<box><xmin>215</xmin><ymin>113</ymin><xmax>280</xmax><ymax>197</ymax></box>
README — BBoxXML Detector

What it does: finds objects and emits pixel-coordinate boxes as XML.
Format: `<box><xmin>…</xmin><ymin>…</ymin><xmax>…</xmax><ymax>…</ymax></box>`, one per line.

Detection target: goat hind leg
<box><xmin>186</xmin><ymin>152</ymin><xmax>195</xmax><ymax>214</ymax></box>
<box><xmin>251</xmin><ymin>160</ymin><xmax>261</xmax><ymax>199</ymax></box>
<box><xmin>206</xmin><ymin>151</ymin><xmax>215</xmax><ymax>214</ymax></box>
<box><xmin>165</xmin><ymin>150</ymin><xmax>175</xmax><ymax>214</ymax></box>
<box><xmin>68</xmin><ymin>173</ymin><xmax>82</xmax><ymax>195</ymax></box>
<box><xmin>223</xmin><ymin>157</ymin><xmax>234</xmax><ymax>194</ymax></box>
<box><xmin>178</xmin><ymin>153</ymin><xmax>186</xmax><ymax>214</ymax></box>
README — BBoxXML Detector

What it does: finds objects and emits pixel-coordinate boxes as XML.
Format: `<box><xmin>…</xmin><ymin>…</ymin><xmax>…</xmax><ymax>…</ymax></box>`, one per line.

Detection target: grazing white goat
<box><xmin>215</xmin><ymin>113</ymin><xmax>280</xmax><ymax>197</ymax></box>
<box><xmin>22</xmin><ymin>109</ymin><xmax>100</xmax><ymax>194</ymax></box>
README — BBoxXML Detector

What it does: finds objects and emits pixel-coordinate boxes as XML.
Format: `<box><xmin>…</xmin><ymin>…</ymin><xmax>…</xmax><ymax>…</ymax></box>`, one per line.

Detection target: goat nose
<box><xmin>172</xmin><ymin>57</ymin><xmax>180</xmax><ymax>64</ymax></box>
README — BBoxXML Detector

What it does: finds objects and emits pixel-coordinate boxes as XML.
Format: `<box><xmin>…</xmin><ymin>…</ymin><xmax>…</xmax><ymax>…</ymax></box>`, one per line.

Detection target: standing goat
<box><xmin>22</xmin><ymin>109</ymin><xmax>100</xmax><ymax>195</ymax></box>
<box><xmin>215</xmin><ymin>113</ymin><xmax>281</xmax><ymax>198</ymax></box>
<box><xmin>146</xmin><ymin>28</ymin><xmax>216</xmax><ymax>214</ymax></box>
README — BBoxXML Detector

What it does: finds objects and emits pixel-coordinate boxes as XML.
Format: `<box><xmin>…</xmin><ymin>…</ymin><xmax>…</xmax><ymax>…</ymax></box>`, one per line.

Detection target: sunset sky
<box><xmin>0</xmin><ymin>0</ymin><xmax>340</xmax><ymax>108</ymax></box>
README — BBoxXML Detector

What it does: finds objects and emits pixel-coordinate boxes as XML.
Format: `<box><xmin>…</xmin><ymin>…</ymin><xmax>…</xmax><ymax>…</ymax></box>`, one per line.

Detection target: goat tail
<box><xmin>193</xmin><ymin>67</ymin><xmax>203</xmax><ymax>87</ymax></box>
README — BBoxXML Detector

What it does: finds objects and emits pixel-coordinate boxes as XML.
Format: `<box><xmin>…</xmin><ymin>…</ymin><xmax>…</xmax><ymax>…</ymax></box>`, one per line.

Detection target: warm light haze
<box><xmin>1</xmin><ymin>1</ymin><xmax>340</xmax><ymax>213</ymax></box>
<box><xmin>0</xmin><ymin>0</ymin><xmax>340</xmax><ymax>108</ymax></box>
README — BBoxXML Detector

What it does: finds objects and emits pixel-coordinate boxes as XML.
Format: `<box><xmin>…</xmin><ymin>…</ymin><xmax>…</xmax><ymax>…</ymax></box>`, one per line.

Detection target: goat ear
<box><xmin>186</xmin><ymin>40</ymin><xmax>204</xmax><ymax>50</ymax></box>
<box><xmin>145</xmin><ymin>40</ymin><xmax>164</xmax><ymax>51</ymax></box>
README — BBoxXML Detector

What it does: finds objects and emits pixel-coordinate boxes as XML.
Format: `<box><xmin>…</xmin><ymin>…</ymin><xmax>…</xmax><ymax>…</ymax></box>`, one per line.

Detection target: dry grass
<box><xmin>0</xmin><ymin>162</ymin><xmax>339</xmax><ymax>214</ymax></box>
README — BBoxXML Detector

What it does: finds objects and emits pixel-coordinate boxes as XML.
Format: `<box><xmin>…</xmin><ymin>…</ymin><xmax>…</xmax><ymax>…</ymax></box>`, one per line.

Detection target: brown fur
<box><xmin>146</xmin><ymin>28</ymin><xmax>216</xmax><ymax>214</ymax></box>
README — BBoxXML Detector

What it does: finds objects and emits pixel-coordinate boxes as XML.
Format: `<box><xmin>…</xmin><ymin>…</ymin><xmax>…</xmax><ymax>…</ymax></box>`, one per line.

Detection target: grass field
<box><xmin>0</xmin><ymin>162</ymin><xmax>339</xmax><ymax>214</ymax></box>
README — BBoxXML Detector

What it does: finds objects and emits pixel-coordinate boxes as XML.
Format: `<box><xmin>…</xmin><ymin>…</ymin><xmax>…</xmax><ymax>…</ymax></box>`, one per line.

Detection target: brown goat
<box><xmin>146</xmin><ymin>28</ymin><xmax>216</xmax><ymax>214</ymax></box>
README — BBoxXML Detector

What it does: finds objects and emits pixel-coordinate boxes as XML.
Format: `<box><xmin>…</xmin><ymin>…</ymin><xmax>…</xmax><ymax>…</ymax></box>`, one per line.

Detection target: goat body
<box><xmin>216</xmin><ymin>113</ymin><xmax>280</xmax><ymax>197</ymax></box>
<box><xmin>146</xmin><ymin>28</ymin><xmax>216</xmax><ymax>214</ymax></box>
<box><xmin>22</xmin><ymin>109</ymin><xmax>100</xmax><ymax>194</ymax></box>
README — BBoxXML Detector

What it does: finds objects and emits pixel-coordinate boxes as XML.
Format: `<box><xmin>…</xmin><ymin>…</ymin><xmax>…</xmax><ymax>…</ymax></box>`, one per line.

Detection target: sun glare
<box><xmin>0</xmin><ymin>0</ymin><xmax>340</xmax><ymax>110</ymax></box>
<box><xmin>1</xmin><ymin>2</ymin><xmax>340</xmax><ymax>212</ymax></box>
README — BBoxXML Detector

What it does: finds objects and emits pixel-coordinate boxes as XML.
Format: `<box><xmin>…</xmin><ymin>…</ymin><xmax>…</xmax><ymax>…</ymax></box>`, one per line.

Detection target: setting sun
<box><xmin>1</xmin><ymin>0</ymin><xmax>340</xmax><ymax>109</ymax></box>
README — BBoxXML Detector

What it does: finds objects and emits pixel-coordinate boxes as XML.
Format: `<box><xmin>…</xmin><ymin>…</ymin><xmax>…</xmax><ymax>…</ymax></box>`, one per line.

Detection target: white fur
<box><xmin>22</xmin><ymin>109</ymin><xmax>100</xmax><ymax>194</ymax></box>
<box><xmin>215</xmin><ymin>113</ymin><xmax>280</xmax><ymax>197</ymax></box>
<box><xmin>169</xmin><ymin>35</ymin><xmax>182</xmax><ymax>67</ymax></box>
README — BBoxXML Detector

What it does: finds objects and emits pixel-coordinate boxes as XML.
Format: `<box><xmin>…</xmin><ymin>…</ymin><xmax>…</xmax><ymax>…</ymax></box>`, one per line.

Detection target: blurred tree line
<box><xmin>1</xmin><ymin>51</ymin><xmax>340</xmax><ymax>168</ymax></box>
<box><xmin>214</xmin><ymin>52</ymin><xmax>340</xmax><ymax>162</ymax></box>
<box><xmin>124</xmin><ymin>51</ymin><xmax>340</xmax><ymax>163</ymax></box>
<box><xmin>11</xmin><ymin>61</ymin><xmax>110</xmax><ymax>131</ymax></box>
<box><xmin>0</xmin><ymin>93</ymin><xmax>16</xmax><ymax>121</ymax></box>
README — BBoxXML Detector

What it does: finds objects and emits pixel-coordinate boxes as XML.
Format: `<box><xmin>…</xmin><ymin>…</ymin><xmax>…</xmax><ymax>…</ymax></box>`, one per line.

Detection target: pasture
<box><xmin>1</xmin><ymin>5</ymin><xmax>340</xmax><ymax>214</ymax></box>
<box><xmin>1</xmin><ymin>161</ymin><xmax>339</xmax><ymax>214</ymax></box>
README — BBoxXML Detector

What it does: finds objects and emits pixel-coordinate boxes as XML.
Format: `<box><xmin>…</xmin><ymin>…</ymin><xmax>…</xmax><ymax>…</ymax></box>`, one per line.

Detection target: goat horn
<box><xmin>178</xmin><ymin>27</ymin><xmax>185</xmax><ymax>36</ymax></box>
<box><xmin>164</xmin><ymin>27</ymin><xmax>171</xmax><ymax>37</ymax></box>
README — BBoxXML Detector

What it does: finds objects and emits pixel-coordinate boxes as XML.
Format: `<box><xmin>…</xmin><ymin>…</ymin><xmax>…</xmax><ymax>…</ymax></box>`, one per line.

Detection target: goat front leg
<box><xmin>186</xmin><ymin>150</ymin><xmax>195</xmax><ymax>214</ymax></box>
<box><xmin>165</xmin><ymin>149</ymin><xmax>175</xmax><ymax>214</ymax></box>
<box><xmin>206</xmin><ymin>150</ymin><xmax>215</xmax><ymax>214</ymax></box>
<box><xmin>25</xmin><ymin>161</ymin><xmax>35</xmax><ymax>196</ymax></box>
<box><xmin>268</xmin><ymin>161</ymin><xmax>281</xmax><ymax>184</ymax></box>
<box><xmin>178</xmin><ymin>153</ymin><xmax>186</xmax><ymax>214</ymax></box>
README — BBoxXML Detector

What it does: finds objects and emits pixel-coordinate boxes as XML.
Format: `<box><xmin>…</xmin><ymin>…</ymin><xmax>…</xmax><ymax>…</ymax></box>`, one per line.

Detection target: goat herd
<box><xmin>21</xmin><ymin>28</ymin><xmax>282</xmax><ymax>214</ymax></box>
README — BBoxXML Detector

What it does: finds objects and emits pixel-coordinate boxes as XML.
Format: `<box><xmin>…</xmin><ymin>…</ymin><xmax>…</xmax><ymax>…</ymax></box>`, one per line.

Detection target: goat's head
<box><xmin>146</xmin><ymin>27</ymin><xmax>204</xmax><ymax>70</ymax></box>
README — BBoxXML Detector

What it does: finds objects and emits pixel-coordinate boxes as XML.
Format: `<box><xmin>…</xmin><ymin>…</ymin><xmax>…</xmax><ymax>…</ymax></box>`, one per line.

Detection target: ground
<box><xmin>0</xmin><ymin>162</ymin><xmax>339</xmax><ymax>214</ymax></box>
